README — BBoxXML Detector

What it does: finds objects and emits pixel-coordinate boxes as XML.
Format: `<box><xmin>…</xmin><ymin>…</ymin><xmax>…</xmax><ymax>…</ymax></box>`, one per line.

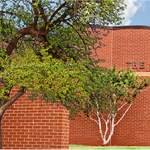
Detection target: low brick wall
<box><xmin>2</xmin><ymin>86</ymin><xmax>70</xmax><ymax>149</ymax></box>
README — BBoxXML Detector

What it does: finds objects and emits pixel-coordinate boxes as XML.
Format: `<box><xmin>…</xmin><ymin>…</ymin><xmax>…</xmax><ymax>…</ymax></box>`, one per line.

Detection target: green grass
<box><xmin>69</xmin><ymin>145</ymin><xmax>150</xmax><ymax>149</ymax></box>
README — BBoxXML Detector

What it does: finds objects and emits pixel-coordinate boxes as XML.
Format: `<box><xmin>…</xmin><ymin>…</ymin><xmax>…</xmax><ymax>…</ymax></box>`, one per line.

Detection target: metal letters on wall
<box><xmin>126</xmin><ymin>62</ymin><xmax>145</xmax><ymax>69</ymax></box>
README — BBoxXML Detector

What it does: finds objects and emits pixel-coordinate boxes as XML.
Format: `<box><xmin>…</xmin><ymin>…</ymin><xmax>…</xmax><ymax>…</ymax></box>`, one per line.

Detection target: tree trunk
<box><xmin>102</xmin><ymin>143</ymin><xmax>107</xmax><ymax>146</ymax></box>
<box><xmin>102</xmin><ymin>140</ymin><xmax>109</xmax><ymax>146</ymax></box>
<box><xmin>0</xmin><ymin>87</ymin><xmax>25</xmax><ymax>149</ymax></box>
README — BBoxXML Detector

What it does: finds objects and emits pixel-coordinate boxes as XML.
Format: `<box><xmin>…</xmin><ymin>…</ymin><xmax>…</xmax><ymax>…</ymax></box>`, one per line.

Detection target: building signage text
<box><xmin>126</xmin><ymin>62</ymin><xmax>145</xmax><ymax>69</ymax></box>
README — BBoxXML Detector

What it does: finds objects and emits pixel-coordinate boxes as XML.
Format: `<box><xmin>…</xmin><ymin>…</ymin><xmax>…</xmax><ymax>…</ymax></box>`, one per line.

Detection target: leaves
<box><xmin>0</xmin><ymin>0</ymin><xmax>127</xmax><ymax>117</ymax></box>
<box><xmin>0</xmin><ymin>48</ymin><xmax>91</xmax><ymax>113</ymax></box>
<box><xmin>80</xmin><ymin>65</ymin><xmax>150</xmax><ymax>120</ymax></box>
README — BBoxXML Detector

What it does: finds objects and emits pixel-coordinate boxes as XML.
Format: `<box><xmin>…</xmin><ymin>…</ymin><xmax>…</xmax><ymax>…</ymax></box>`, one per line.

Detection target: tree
<box><xmin>77</xmin><ymin>65</ymin><xmax>150</xmax><ymax>146</ymax></box>
<box><xmin>0</xmin><ymin>0</ymin><xmax>126</xmax><ymax>148</ymax></box>
<box><xmin>0</xmin><ymin>0</ymin><xmax>126</xmax><ymax>59</ymax></box>
<box><xmin>0</xmin><ymin>48</ymin><xmax>92</xmax><ymax>147</ymax></box>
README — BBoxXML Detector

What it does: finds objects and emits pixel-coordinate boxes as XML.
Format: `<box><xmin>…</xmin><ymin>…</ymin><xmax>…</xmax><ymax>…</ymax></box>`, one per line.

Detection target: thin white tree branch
<box><xmin>97</xmin><ymin>111</ymin><xmax>104</xmax><ymax>141</ymax></box>
<box><xmin>89</xmin><ymin>116</ymin><xmax>99</xmax><ymax>124</ymax></box>
<box><xmin>99</xmin><ymin>111</ymin><xmax>106</xmax><ymax>123</ymax></box>
<box><xmin>92</xmin><ymin>110</ymin><xmax>97</xmax><ymax>116</ymax></box>
<box><xmin>105</xmin><ymin>116</ymin><xmax>115</xmax><ymax>144</ymax></box>
<box><xmin>114</xmin><ymin>102</ymin><xmax>132</xmax><ymax>127</ymax></box>
<box><xmin>118</xmin><ymin>102</ymin><xmax>127</xmax><ymax>111</ymax></box>
<box><xmin>95</xmin><ymin>99</ymin><xmax>104</xmax><ymax>141</ymax></box>
<box><xmin>104</xmin><ymin>121</ymin><xmax>108</xmax><ymax>140</ymax></box>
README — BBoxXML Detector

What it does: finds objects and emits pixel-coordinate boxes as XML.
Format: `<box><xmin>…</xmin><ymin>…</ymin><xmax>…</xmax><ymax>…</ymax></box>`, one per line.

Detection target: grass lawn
<box><xmin>69</xmin><ymin>145</ymin><xmax>150</xmax><ymax>149</ymax></box>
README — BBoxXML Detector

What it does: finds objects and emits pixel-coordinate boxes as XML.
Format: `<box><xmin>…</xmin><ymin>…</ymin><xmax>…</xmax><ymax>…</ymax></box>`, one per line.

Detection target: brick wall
<box><xmin>2</xmin><ymin>86</ymin><xmax>70</xmax><ymax>149</ymax></box>
<box><xmin>69</xmin><ymin>27</ymin><xmax>150</xmax><ymax>146</ymax></box>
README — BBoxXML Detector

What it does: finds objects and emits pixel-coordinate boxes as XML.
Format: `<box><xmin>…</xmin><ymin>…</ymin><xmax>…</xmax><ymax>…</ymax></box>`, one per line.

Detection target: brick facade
<box><xmin>2</xmin><ymin>86</ymin><xmax>70</xmax><ymax>149</ymax></box>
<box><xmin>69</xmin><ymin>26</ymin><xmax>150</xmax><ymax>146</ymax></box>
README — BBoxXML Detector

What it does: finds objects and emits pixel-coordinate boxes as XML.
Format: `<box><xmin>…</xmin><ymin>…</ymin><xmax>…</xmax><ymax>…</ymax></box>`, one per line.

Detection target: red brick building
<box><xmin>69</xmin><ymin>25</ymin><xmax>150</xmax><ymax>146</ymax></box>
<box><xmin>2</xmin><ymin>25</ymin><xmax>150</xmax><ymax>149</ymax></box>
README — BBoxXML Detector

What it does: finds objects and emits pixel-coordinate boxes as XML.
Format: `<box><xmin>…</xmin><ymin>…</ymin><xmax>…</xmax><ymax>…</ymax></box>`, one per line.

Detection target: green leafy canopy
<box><xmin>0</xmin><ymin>48</ymin><xmax>91</xmax><ymax>114</ymax></box>
<box><xmin>80</xmin><ymin>65</ymin><xmax>150</xmax><ymax>119</ymax></box>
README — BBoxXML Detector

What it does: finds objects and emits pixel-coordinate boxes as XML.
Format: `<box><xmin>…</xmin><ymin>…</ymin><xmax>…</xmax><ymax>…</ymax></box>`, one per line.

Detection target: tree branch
<box><xmin>104</xmin><ymin>120</ymin><xmax>109</xmax><ymax>140</ymax></box>
<box><xmin>38</xmin><ymin>34</ymin><xmax>49</xmax><ymax>48</ymax></box>
<box><xmin>49</xmin><ymin>1</ymin><xmax>67</xmax><ymax>23</ymax></box>
<box><xmin>95</xmin><ymin>99</ymin><xmax>104</xmax><ymax>140</ymax></box>
<box><xmin>0</xmin><ymin>11</ymin><xmax>14</xmax><ymax>15</ymax></box>
<box><xmin>105</xmin><ymin>116</ymin><xmax>115</xmax><ymax>145</ymax></box>
<box><xmin>6</xmin><ymin>27</ymin><xmax>33</xmax><ymax>56</ymax></box>
<box><xmin>37</xmin><ymin>2</ymin><xmax>47</xmax><ymax>23</ymax></box>
<box><xmin>6</xmin><ymin>27</ymin><xmax>48</xmax><ymax>56</ymax></box>
<box><xmin>1</xmin><ymin>86</ymin><xmax>25</xmax><ymax>112</ymax></box>
<box><xmin>32</xmin><ymin>0</ymin><xmax>39</xmax><ymax>29</ymax></box>
<box><xmin>99</xmin><ymin>111</ymin><xmax>106</xmax><ymax>123</ymax></box>
<box><xmin>89</xmin><ymin>116</ymin><xmax>98</xmax><ymax>124</ymax></box>
<box><xmin>63</xmin><ymin>19</ymin><xmax>89</xmax><ymax>60</ymax></box>
<box><xmin>117</xmin><ymin>102</ymin><xmax>127</xmax><ymax>111</ymax></box>
<box><xmin>114</xmin><ymin>102</ymin><xmax>133</xmax><ymax>127</ymax></box>
<box><xmin>47</xmin><ymin>6</ymin><xmax>73</xmax><ymax>33</ymax></box>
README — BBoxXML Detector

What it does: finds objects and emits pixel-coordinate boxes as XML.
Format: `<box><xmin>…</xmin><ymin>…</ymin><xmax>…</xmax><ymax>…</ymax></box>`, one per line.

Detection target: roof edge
<box><xmin>100</xmin><ymin>25</ymin><xmax>150</xmax><ymax>30</ymax></box>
